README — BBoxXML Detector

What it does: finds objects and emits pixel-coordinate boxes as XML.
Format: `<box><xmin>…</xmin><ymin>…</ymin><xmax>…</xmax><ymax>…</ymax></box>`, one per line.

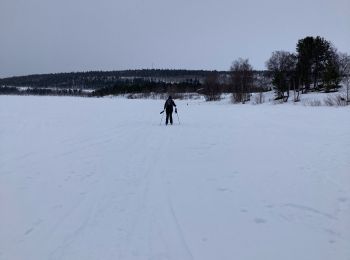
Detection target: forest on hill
<box><xmin>1</xmin><ymin>36</ymin><xmax>349</xmax><ymax>104</ymax></box>
<box><xmin>0</xmin><ymin>69</ymin><xmax>222</xmax><ymax>89</ymax></box>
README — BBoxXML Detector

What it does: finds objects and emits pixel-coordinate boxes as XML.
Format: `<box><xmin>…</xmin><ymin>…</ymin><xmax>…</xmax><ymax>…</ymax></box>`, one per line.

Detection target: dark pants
<box><xmin>166</xmin><ymin>109</ymin><xmax>173</xmax><ymax>125</ymax></box>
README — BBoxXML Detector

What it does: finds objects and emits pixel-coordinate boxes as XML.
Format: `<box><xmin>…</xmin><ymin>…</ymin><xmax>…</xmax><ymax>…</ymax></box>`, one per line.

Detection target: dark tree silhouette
<box><xmin>203</xmin><ymin>71</ymin><xmax>221</xmax><ymax>101</ymax></box>
<box><xmin>266</xmin><ymin>51</ymin><xmax>297</xmax><ymax>102</ymax></box>
<box><xmin>230</xmin><ymin>58</ymin><xmax>254</xmax><ymax>104</ymax></box>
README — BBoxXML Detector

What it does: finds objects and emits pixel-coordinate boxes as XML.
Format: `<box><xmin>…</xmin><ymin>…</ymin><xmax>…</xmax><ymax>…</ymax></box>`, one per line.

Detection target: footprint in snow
<box><xmin>337</xmin><ymin>197</ymin><xmax>348</xmax><ymax>203</ymax></box>
<box><xmin>254</xmin><ymin>218</ymin><xmax>267</xmax><ymax>224</ymax></box>
<box><xmin>24</xmin><ymin>228</ymin><xmax>34</xmax><ymax>235</ymax></box>
<box><xmin>217</xmin><ymin>187</ymin><xmax>229</xmax><ymax>192</ymax></box>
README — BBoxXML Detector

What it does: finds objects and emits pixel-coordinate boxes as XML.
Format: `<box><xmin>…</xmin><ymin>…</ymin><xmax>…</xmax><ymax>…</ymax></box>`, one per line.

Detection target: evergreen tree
<box><xmin>296</xmin><ymin>36</ymin><xmax>340</xmax><ymax>92</ymax></box>
<box><xmin>296</xmin><ymin>36</ymin><xmax>314</xmax><ymax>92</ymax></box>
<box><xmin>323</xmin><ymin>49</ymin><xmax>340</xmax><ymax>92</ymax></box>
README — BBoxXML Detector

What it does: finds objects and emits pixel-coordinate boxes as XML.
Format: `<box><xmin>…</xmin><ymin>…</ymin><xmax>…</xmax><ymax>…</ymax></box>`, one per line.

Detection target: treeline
<box><xmin>0</xmin><ymin>69</ymin><xmax>269</xmax><ymax>98</ymax></box>
<box><xmin>0</xmin><ymin>69</ymin><xmax>213</xmax><ymax>89</ymax></box>
<box><xmin>266</xmin><ymin>36</ymin><xmax>349</xmax><ymax>102</ymax></box>
<box><xmin>91</xmin><ymin>72</ymin><xmax>269</xmax><ymax>98</ymax></box>
<box><xmin>1</xmin><ymin>36</ymin><xmax>348</xmax><ymax>102</ymax></box>
<box><xmin>0</xmin><ymin>86</ymin><xmax>88</xmax><ymax>96</ymax></box>
<box><xmin>91</xmin><ymin>79</ymin><xmax>201</xmax><ymax>97</ymax></box>
<box><xmin>201</xmin><ymin>36</ymin><xmax>350</xmax><ymax>103</ymax></box>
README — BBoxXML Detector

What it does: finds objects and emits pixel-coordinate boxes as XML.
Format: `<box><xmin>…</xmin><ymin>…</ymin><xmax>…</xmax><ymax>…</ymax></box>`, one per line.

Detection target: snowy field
<box><xmin>1</xmin><ymin>95</ymin><xmax>350</xmax><ymax>260</ymax></box>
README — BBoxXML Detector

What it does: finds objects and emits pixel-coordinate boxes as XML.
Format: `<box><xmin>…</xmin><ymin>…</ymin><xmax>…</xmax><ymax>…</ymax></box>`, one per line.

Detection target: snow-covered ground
<box><xmin>0</xmin><ymin>95</ymin><xmax>349</xmax><ymax>260</ymax></box>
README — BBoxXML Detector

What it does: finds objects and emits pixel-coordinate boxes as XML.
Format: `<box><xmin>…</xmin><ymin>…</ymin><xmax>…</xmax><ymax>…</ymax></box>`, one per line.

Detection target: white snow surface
<box><xmin>1</xmin><ymin>96</ymin><xmax>350</xmax><ymax>260</ymax></box>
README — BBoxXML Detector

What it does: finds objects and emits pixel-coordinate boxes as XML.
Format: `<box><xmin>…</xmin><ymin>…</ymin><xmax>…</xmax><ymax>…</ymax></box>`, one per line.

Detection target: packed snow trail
<box><xmin>0</xmin><ymin>96</ymin><xmax>350</xmax><ymax>260</ymax></box>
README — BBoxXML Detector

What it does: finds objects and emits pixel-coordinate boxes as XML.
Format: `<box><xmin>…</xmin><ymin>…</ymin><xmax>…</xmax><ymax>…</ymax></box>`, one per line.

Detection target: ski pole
<box><xmin>160</xmin><ymin>110</ymin><xmax>164</xmax><ymax>125</ymax></box>
<box><xmin>175</xmin><ymin>109</ymin><xmax>181</xmax><ymax>125</ymax></box>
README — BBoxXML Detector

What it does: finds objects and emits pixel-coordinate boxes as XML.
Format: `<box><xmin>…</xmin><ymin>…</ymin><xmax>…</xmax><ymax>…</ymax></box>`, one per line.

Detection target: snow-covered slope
<box><xmin>0</xmin><ymin>96</ymin><xmax>349</xmax><ymax>260</ymax></box>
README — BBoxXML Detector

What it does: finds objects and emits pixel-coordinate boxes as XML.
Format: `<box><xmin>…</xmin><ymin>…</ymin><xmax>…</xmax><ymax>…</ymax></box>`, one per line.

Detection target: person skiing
<box><xmin>163</xmin><ymin>96</ymin><xmax>177</xmax><ymax>125</ymax></box>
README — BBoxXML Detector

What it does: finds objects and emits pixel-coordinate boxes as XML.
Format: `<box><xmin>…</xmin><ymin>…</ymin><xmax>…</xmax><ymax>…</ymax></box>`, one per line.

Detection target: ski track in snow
<box><xmin>0</xmin><ymin>96</ymin><xmax>350</xmax><ymax>260</ymax></box>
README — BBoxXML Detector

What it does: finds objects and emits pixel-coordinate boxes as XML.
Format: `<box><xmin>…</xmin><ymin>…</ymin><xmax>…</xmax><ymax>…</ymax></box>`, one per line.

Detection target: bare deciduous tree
<box><xmin>266</xmin><ymin>51</ymin><xmax>297</xmax><ymax>102</ymax></box>
<box><xmin>338</xmin><ymin>52</ymin><xmax>350</xmax><ymax>104</ymax></box>
<box><xmin>203</xmin><ymin>71</ymin><xmax>221</xmax><ymax>101</ymax></box>
<box><xmin>230</xmin><ymin>58</ymin><xmax>253</xmax><ymax>104</ymax></box>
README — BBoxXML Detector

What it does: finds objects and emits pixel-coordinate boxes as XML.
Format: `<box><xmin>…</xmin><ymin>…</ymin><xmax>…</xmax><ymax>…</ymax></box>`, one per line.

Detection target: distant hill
<box><xmin>0</xmin><ymin>69</ymin><xmax>225</xmax><ymax>89</ymax></box>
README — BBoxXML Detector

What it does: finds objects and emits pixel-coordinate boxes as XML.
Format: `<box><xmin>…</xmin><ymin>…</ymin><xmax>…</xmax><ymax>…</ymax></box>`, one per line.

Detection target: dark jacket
<box><xmin>164</xmin><ymin>98</ymin><xmax>176</xmax><ymax>112</ymax></box>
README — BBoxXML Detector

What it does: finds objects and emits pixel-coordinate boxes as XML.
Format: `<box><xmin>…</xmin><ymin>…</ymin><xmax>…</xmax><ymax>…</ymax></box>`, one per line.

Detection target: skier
<box><xmin>163</xmin><ymin>96</ymin><xmax>177</xmax><ymax>125</ymax></box>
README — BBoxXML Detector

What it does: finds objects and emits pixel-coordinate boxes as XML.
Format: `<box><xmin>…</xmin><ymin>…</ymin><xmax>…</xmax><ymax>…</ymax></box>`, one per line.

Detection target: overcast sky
<box><xmin>0</xmin><ymin>0</ymin><xmax>349</xmax><ymax>77</ymax></box>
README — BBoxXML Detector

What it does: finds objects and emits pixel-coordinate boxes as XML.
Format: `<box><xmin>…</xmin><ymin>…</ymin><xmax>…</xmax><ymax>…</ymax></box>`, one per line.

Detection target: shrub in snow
<box><xmin>324</xmin><ymin>94</ymin><xmax>347</xmax><ymax>106</ymax></box>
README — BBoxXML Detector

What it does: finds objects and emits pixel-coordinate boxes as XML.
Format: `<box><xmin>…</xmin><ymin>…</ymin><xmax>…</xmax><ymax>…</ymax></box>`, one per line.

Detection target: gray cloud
<box><xmin>0</xmin><ymin>0</ymin><xmax>349</xmax><ymax>77</ymax></box>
